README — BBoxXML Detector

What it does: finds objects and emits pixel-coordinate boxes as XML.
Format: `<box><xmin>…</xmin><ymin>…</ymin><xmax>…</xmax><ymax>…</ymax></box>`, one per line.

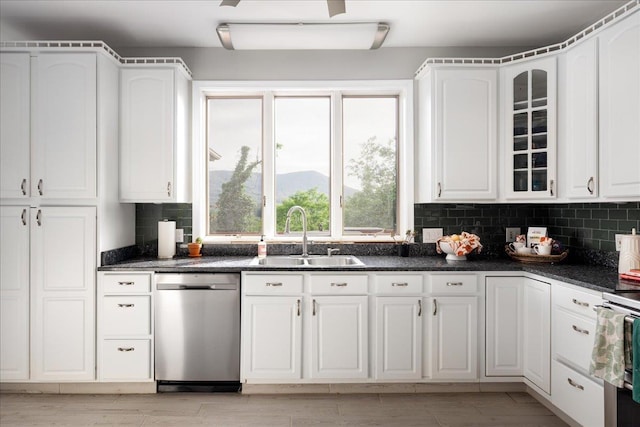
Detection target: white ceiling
<box><xmin>0</xmin><ymin>0</ymin><xmax>630</xmax><ymax>49</ymax></box>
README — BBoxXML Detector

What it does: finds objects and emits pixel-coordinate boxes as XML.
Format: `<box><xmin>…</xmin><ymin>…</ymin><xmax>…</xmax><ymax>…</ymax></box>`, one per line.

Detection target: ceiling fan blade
<box><xmin>220</xmin><ymin>0</ymin><xmax>241</xmax><ymax>7</ymax></box>
<box><xmin>327</xmin><ymin>0</ymin><xmax>346</xmax><ymax>17</ymax></box>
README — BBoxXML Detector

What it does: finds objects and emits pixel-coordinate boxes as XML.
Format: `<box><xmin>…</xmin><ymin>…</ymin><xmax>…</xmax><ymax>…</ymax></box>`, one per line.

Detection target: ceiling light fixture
<box><xmin>216</xmin><ymin>22</ymin><xmax>389</xmax><ymax>50</ymax></box>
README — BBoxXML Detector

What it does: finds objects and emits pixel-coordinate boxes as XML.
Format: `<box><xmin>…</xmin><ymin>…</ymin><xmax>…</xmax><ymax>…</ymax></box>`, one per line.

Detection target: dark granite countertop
<box><xmin>98</xmin><ymin>255</ymin><xmax>623</xmax><ymax>294</ymax></box>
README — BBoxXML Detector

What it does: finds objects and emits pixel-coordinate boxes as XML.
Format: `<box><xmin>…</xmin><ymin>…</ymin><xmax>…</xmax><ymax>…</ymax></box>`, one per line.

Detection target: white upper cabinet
<box><xmin>1</xmin><ymin>52</ymin><xmax>97</xmax><ymax>201</ymax></box>
<box><xmin>561</xmin><ymin>37</ymin><xmax>599</xmax><ymax>199</ymax></box>
<box><xmin>120</xmin><ymin>67</ymin><xmax>191</xmax><ymax>203</ymax></box>
<box><xmin>0</xmin><ymin>53</ymin><xmax>30</xmax><ymax>199</ymax></box>
<box><xmin>598</xmin><ymin>11</ymin><xmax>640</xmax><ymax>199</ymax></box>
<box><xmin>32</xmin><ymin>53</ymin><xmax>97</xmax><ymax>200</ymax></box>
<box><xmin>416</xmin><ymin>66</ymin><xmax>498</xmax><ymax>202</ymax></box>
<box><xmin>502</xmin><ymin>56</ymin><xmax>557</xmax><ymax>200</ymax></box>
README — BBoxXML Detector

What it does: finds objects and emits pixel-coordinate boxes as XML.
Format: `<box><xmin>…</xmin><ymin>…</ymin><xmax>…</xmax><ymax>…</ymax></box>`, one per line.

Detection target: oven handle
<box><xmin>599</xmin><ymin>303</ymin><xmax>640</xmax><ymax>318</ymax></box>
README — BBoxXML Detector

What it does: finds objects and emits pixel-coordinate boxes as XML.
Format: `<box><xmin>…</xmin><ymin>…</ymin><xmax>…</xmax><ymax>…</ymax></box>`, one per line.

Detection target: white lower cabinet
<box><xmin>310</xmin><ymin>296</ymin><xmax>368</xmax><ymax>379</ymax></box>
<box><xmin>552</xmin><ymin>359</ymin><xmax>604</xmax><ymax>427</ymax></box>
<box><xmin>98</xmin><ymin>272</ymin><xmax>154</xmax><ymax>382</ymax></box>
<box><xmin>551</xmin><ymin>282</ymin><xmax>604</xmax><ymax>427</ymax></box>
<box><xmin>242</xmin><ymin>296</ymin><xmax>302</xmax><ymax>380</ymax></box>
<box><xmin>428</xmin><ymin>296</ymin><xmax>478</xmax><ymax>380</ymax></box>
<box><xmin>485</xmin><ymin>276</ymin><xmax>524</xmax><ymax>376</ymax></box>
<box><xmin>522</xmin><ymin>277</ymin><xmax>551</xmax><ymax>394</ymax></box>
<box><xmin>375</xmin><ymin>296</ymin><xmax>422</xmax><ymax>380</ymax></box>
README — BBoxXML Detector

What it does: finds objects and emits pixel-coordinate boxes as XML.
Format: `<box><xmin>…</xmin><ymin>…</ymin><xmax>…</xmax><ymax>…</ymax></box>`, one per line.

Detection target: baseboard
<box><xmin>241</xmin><ymin>382</ymin><xmax>525</xmax><ymax>395</ymax></box>
<box><xmin>0</xmin><ymin>382</ymin><xmax>156</xmax><ymax>394</ymax></box>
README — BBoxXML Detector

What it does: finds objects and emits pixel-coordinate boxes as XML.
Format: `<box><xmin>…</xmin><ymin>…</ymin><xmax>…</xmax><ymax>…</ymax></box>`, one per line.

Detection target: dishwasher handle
<box><xmin>157</xmin><ymin>283</ymin><xmax>238</xmax><ymax>290</ymax></box>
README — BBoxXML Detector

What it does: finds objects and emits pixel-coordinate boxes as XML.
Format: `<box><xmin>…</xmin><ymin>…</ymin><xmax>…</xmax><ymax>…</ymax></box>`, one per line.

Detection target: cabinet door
<box><xmin>0</xmin><ymin>53</ymin><xmax>30</xmax><ymax>199</ymax></box>
<box><xmin>434</xmin><ymin>68</ymin><xmax>498</xmax><ymax>200</ymax></box>
<box><xmin>485</xmin><ymin>277</ymin><xmax>524</xmax><ymax>377</ymax></box>
<box><xmin>31</xmin><ymin>207</ymin><xmax>96</xmax><ymax>381</ymax></box>
<box><xmin>242</xmin><ymin>296</ymin><xmax>302</xmax><ymax>380</ymax></box>
<box><xmin>0</xmin><ymin>207</ymin><xmax>30</xmax><ymax>380</ymax></box>
<box><xmin>310</xmin><ymin>296</ymin><xmax>368</xmax><ymax>379</ymax></box>
<box><xmin>32</xmin><ymin>53</ymin><xmax>97</xmax><ymax>199</ymax></box>
<box><xmin>503</xmin><ymin>56</ymin><xmax>557</xmax><ymax>199</ymax></box>
<box><xmin>599</xmin><ymin>12</ymin><xmax>640</xmax><ymax>198</ymax></box>
<box><xmin>563</xmin><ymin>38</ymin><xmax>598</xmax><ymax>199</ymax></box>
<box><xmin>430</xmin><ymin>296</ymin><xmax>478</xmax><ymax>380</ymax></box>
<box><xmin>375</xmin><ymin>297</ymin><xmax>422</xmax><ymax>380</ymax></box>
<box><xmin>523</xmin><ymin>278</ymin><xmax>551</xmax><ymax>394</ymax></box>
<box><xmin>120</xmin><ymin>68</ymin><xmax>175</xmax><ymax>202</ymax></box>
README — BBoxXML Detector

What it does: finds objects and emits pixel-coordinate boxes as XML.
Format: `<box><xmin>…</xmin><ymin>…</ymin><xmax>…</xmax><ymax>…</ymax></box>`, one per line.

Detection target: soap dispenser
<box><xmin>258</xmin><ymin>235</ymin><xmax>267</xmax><ymax>259</ymax></box>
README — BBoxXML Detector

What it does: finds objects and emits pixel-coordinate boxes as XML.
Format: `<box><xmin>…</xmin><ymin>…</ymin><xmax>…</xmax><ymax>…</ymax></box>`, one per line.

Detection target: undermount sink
<box><xmin>251</xmin><ymin>255</ymin><xmax>364</xmax><ymax>267</ymax></box>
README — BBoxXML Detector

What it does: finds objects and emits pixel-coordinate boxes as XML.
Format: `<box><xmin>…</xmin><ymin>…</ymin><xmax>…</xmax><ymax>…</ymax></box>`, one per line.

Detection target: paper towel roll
<box><xmin>158</xmin><ymin>220</ymin><xmax>176</xmax><ymax>259</ymax></box>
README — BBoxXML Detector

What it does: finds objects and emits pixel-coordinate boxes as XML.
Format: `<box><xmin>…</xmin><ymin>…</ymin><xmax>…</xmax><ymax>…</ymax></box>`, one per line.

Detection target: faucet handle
<box><xmin>327</xmin><ymin>248</ymin><xmax>340</xmax><ymax>257</ymax></box>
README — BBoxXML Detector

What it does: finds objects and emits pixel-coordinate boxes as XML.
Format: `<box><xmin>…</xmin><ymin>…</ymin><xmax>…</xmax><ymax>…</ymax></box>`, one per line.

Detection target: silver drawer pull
<box><xmin>266</xmin><ymin>282</ymin><xmax>283</xmax><ymax>287</ymax></box>
<box><xmin>37</xmin><ymin>179</ymin><xmax>43</xmax><ymax>196</ymax></box>
<box><xmin>118</xmin><ymin>303</ymin><xmax>135</xmax><ymax>308</ymax></box>
<box><xmin>392</xmin><ymin>282</ymin><xmax>408</xmax><ymax>287</ymax></box>
<box><xmin>118</xmin><ymin>281</ymin><xmax>135</xmax><ymax>286</ymax></box>
<box><xmin>572</xmin><ymin>298</ymin><xmax>589</xmax><ymax>308</ymax></box>
<box><xmin>118</xmin><ymin>347</ymin><xmax>135</xmax><ymax>352</ymax></box>
<box><xmin>21</xmin><ymin>178</ymin><xmax>27</xmax><ymax>195</ymax></box>
<box><xmin>572</xmin><ymin>325</ymin><xmax>589</xmax><ymax>335</ymax></box>
<box><xmin>567</xmin><ymin>378</ymin><xmax>584</xmax><ymax>391</ymax></box>
<box><xmin>446</xmin><ymin>282</ymin><xmax>463</xmax><ymax>287</ymax></box>
<box><xmin>331</xmin><ymin>283</ymin><xmax>348</xmax><ymax>287</ymax></box>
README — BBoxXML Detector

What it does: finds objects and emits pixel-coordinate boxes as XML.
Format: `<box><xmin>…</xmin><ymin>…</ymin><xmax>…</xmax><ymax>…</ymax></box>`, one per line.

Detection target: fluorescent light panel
<box><xmin>217</xmin><ymin>22</ymin><xmax>389</xmax><ymax>50</ymax></box>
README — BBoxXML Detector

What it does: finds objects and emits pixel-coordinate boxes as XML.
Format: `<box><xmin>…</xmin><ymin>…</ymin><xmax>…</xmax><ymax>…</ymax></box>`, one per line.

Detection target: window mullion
<box><xmin>331</xmin><ymin>91</ymin><xmax>343</xmax><ymax>239</ymax></box>
<box><xmin>262</xmin><ymin>92</ymin><xmax>275</xmax><ymax>238</ymax></box>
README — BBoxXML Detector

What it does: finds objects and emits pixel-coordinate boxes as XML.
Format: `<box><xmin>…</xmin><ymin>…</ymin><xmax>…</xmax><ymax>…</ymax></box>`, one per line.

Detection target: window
<box><xmin>192</xmin><ymin>81</ymin><xmax>414</xmax><ymax>242</ymax></box>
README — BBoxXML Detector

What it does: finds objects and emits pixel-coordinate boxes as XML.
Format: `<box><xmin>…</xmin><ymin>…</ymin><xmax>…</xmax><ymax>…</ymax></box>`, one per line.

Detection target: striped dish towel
<box><xmin>589</xmin><ymin>306</ymin><xmax>626</xmax><ymax>387</ymax></box>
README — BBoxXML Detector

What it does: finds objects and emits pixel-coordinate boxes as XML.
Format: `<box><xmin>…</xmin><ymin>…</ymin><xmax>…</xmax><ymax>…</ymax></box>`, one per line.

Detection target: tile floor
<box><xmin>0</xmin><ymin>392</ymin><xmax>568</xmax><ymax>426</ymax></box>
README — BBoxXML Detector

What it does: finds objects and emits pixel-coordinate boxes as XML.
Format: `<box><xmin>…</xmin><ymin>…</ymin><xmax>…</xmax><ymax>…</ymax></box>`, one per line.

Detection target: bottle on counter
<box><xmin>258</xmin><ymin>235</ymin><xmax>267</xmax><ymax>259</ymax></box>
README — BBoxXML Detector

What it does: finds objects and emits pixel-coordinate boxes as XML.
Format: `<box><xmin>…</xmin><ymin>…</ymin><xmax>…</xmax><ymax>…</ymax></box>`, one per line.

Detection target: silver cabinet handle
<box><xmin>266</xmin><ymin>282</ymin><xmax>283</xmax><ymax>287</ymax></box>
<box><xmin>331</xmin><ymin>282</ymin><xmax>348</xmax><ymax>287</ymax></box>
<box><xmin>167</xmin><ymin>182</ymin><xmax>171</xmax><ymax>197</ymax></box>
<box><xmin>446</xmin><ymin>282</ymin><xmax>463</xmax><ymax>287</ymax></box>
<box><xmin>118</xmin><ymin>347</ymin><xmax>135</xmax><ymax>352</ymax></box>
<box><xmin>433</xmin><ymin>299</ymin><xmax>437</xmax><ymax>316</ymax></box>
<box><xmin>21</xmin><ymin>178</ymin><xmax>27</xmax><ymax>195</ymax></box>
<box><xmin>567</xmin><ymin>378</ymin><xmax>584</xmax><ymax>391</ymax></box>
<box><xmin>37</xmin><ymin>179</ymin><xmax>43</xmax><ymax>196</ymax></box>
<box><xmin>118</xmin><ymin>281</ymin><xmax>135</xmax><ymax>286</ymax></box>
<box><xmin>572</xmin><ymin>325</ymin><xmax>589</xmax><ymax>335</ymax></box>
<box><xmin>392</xmin><ymin>282</ymin><xmax>408</xmax><ymax>287</ymax></box>
<box><xmin>21</xmin><ymin>209</ymin><xmax>27</xmax><ymax>226</ymax></box>
<box><xmin>118</xmin><ymin>303</ymin><xmax>135</xmax><ymax>308</ymax></box>
<box><xmin>587</xmin><ymin>177</ymin><xmax>594</xmax><ymax>195</ymax></box>
<box><xmin>437</xmin><ymin>182</ymin><xmax>442</xmax><ymax>198</ymax></box>
<box><xmin>296</xmin><ymin>299</ymin><xmax>301</xmax><ymax>316</ymax></box>
<box><xmin>572</xmin><ymin>298</ymin><xmax>589</xmax><ymax>308</ymax></box>
<box><xmin>313</xmin><ymin>299</ymin><xmax>317</xmax><ymax>316</ymax></box>
<box><xmin>418</xmin><ymin>299</ymin><xmax>422</xmax><ymax>317</ymax></box>
<box><xmin>36</xmin><ymin>209</ymin><xmax>42</xmax><ymax>226</ymax></box>
<box><xmin>550</xmin><ymin>179</ymin><xmax>554</xmax><ymax>196</ymax></box>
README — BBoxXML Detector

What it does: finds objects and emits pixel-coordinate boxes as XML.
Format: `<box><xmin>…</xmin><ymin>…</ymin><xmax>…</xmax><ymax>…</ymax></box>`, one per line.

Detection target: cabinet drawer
<box><xmin>554</xmin><ymin>285</ymin><xmax>601</xmax><ymax>320</ymax></box>
<box><xmin>554</xmin><ymin>308</ymin><xmax>597</xmax><ymax>371</ymax></box>
<box><xmin>552</xmin><ymin>360</ymin><xmax>603</xmax><ymax>427</ymax></box>
<box><xmin>374</xmin><ymin>274</ymin><xmax>423</xmax><ymax>294</ymax></box>
<box><xmin>310</xmin><ymin>275</ymin><xmax>368</xmax><ymax>294</ymax></box>
<box><xmin>429</xmin><ymin>274</ymin><xmax>478</xmax><ymax>294</ymax></box>
<box><xmin>102</xmin><ymin>296</ymin><xmax>151</xmax><ymax>336</ymax></box>
<box><xmin>101</xmin><ymin>339</ymin><xmax>151</xmax><ymax>381</ymax></box>
<box><xmin>243</xmin><ymin>275</ymin><xmax>303</xmax><ymax>295</ymax></box>
<box><xmin>101</xmin><ymin>273</ymin><xmax>151</xmax><ymax>293</ymax></box>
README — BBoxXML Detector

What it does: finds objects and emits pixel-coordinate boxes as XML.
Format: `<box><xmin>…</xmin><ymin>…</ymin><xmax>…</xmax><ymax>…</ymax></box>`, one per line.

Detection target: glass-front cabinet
<box><xmin>503</xmin><ymin>57</ymin><xmax>556</xmax><ymax>199</ymax></box>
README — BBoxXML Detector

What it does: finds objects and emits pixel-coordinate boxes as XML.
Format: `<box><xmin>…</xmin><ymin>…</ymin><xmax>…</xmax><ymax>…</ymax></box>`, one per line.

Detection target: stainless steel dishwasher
<box><xmin>155</xmin><ymin>273</ymin><xmax>240</xmax><ymax>392</ymax></box>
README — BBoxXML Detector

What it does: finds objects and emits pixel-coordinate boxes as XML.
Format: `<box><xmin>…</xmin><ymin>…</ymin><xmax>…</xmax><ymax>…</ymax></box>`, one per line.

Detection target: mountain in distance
<box><xmin>209</xmin><ymin>170</ymin><xmax>357</xmax><ymax>204</ymax></box>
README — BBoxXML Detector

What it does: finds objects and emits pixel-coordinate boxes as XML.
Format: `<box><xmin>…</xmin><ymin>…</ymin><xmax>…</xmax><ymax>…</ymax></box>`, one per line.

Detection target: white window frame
<box><xmin>192</xmin><ymin>80</ymin><xmax>414</xmax><ymax>243</ymax></box>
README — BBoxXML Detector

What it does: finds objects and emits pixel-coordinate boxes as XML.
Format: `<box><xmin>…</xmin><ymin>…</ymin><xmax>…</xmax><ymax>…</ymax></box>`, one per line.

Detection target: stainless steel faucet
<box><xmin>327</xmin><ymin>248</ymin><xmax>340</xmax><ymax>257</ymax></box>
<box><xmin>284</xmin><ymin>205</ymin><xmax>308</xmax><ymax>257</ymax></box>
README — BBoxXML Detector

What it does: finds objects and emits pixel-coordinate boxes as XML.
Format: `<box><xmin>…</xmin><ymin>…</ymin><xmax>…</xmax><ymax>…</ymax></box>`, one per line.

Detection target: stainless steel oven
<box><xmin>602</xmin><ymin>292</ymin><xmax>640</xmax><ymax>427</ymax></box>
